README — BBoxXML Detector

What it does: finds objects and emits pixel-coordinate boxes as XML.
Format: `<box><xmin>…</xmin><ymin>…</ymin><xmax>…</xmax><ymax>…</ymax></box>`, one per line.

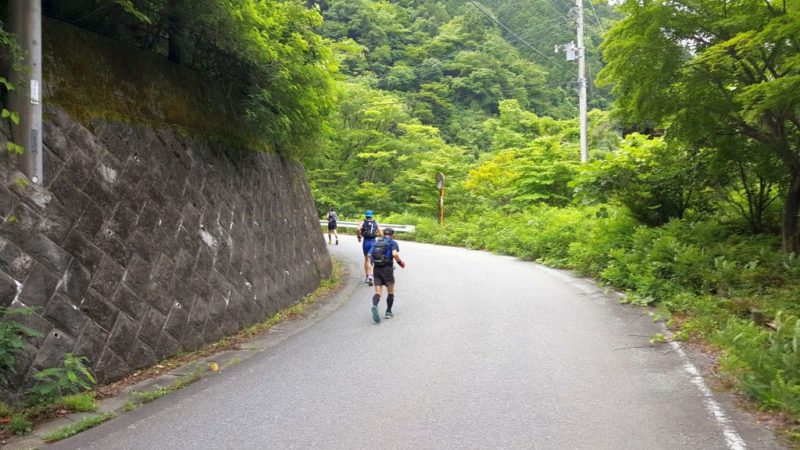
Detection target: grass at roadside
<box><xmin>42</xmin><ymin>412</ymin><xmax>115</xmax><ymax>443</ymax></box>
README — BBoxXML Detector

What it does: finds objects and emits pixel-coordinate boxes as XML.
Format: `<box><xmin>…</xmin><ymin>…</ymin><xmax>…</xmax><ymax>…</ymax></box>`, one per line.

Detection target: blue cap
<box><xmin>365</xmin><ymin>210</ymin><xmax>373</xmax><ymax>217</ymax></box>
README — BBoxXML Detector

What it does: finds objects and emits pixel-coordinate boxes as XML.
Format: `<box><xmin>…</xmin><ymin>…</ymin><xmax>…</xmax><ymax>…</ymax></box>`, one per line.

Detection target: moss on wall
<box><xmin>42</xmin><ymin>18</ymin><xmax>267</xmax><ymax>152</ymax></box>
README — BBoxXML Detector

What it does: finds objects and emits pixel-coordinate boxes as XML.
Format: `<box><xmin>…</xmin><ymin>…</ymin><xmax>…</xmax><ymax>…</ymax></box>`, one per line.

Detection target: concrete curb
<box><xmin>3</xmin><ymin>257</ymin><xmax>360</xmax><ymax>450</ymax></box>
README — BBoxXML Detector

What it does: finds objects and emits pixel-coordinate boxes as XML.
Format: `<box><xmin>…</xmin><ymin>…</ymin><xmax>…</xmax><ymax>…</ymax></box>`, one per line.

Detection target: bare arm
<box><xmin>392</xmin><ymin>249</ymin><xmax>405</xmax><ymax>268</ymax></box>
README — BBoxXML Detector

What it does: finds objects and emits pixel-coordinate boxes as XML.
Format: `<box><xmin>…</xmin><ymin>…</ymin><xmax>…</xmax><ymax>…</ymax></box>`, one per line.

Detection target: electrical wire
<box><xmin>521</xmin><ymin>26</ymin><xmax>572</xmax><ymax>47</ymax></box>
<box><xmin>587</xmin><ymin>0</ymin><xmax>605</xmax><ymax>33</ymax></box>
<box><xmin>467</xmin><ymin>0</ymin><xmax>576</xmax><ymax>75</ymax></box>
<box><xmin>551</xmin><ymin>0</ymin><xmax>574</xmax><ymax>15</ymax></box>
<box><xmin>522</xmin><ymin>20</ymin><xmax>571</xmax><ymax>41</ymax></box>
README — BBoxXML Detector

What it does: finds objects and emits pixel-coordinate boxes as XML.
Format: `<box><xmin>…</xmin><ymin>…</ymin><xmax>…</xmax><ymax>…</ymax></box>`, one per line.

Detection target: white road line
<box><xmin>669</xmin><ymin>341</ymin><xmax>747</xmax><ymax>450</ymax></box>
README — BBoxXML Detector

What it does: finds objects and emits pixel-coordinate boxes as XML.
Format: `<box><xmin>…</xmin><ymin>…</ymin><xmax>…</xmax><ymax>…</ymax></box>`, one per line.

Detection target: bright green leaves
<box><xmin>574</xmin><ymin>134</ymin><xmax>715</xmax><ymax>226</ymax></box>
<box><xmin>6</xmin><ymin>142</ymin><xmax>24</xmax><ymax>155</ymax></box>
<box><xmin>2</xmin><ymin>108</ymin><xmax>19</xmax><ymax>125</ymax></box>
<box><xmin>115</xmin><ymin>0</ymin><xmax>152</xmax><ymax>24</ymax></box>
<box><xmin>47</xmin><ymin>1</ymin><xmax>337</xmax><ymax>158</ymax></box>
<box><xmin>599</xmin><ymin>0</ymin><xmax>800</xmax><ymax>251</ymax></box>
<box><xmin>0</xmin><ymin>77</ymin><xmax>14</xmax><ymax>91</ymax></box>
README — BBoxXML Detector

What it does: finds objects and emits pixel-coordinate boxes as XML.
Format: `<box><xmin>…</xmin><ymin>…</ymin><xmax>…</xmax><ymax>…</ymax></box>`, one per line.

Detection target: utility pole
<box><xmin>576</xmin><ymin>0</ymin><xmax>588</xmax><ymax>163</ymax></box>
<box><xmin>8</xmin><ymin>0</ymin><xmax>43</xmax><ymax>185</ymax></box>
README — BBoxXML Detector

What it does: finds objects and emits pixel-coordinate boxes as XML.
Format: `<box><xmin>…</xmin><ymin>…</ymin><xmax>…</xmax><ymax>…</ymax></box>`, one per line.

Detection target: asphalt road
<box><xmin>49</xmin><ymin>235</ymin><xmax>782</xmax><ymax>449</ymax></box>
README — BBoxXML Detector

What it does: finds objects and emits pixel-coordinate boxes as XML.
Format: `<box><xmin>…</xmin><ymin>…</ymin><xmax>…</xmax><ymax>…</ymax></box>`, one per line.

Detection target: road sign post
<box><xmin>436</xmin><ymin>172</ymin><xmax>446</xmax><ymax>226</ymax></box>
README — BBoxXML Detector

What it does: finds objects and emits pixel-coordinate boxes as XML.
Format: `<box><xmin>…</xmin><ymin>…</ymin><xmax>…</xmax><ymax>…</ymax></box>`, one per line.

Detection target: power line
<box><xmin>467</xmin><ymin>0</ymin><xmax>576</xmax><ymax>75</ymax></box>
<box><xmin>521</xmin><ymin>26</ymin><xmax>572</xmax><ymax>47</ymax></box>
<box><xmin>522</xmin><ymin>20</ymin><xmax>571</xmax><ymax>40</ymax></box>
<box><xmin>587</xmin><ymin>0</ymin><xmax>605</xmax><ymax>33</ymax></box>
<box><xmin>551</xmin><ymin>0</ymin><xmax>573</xmax><ymax>14</ymax></box>
<box><xmin>532</xmin><ymin>14</ymin><xmax>571</xmax><ymax>28</ymax></box>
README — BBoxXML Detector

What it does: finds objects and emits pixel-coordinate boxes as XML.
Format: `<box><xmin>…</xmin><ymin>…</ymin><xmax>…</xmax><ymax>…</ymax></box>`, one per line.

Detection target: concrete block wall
<box><xmin>0</xmin><ymin>106</ymin><xmax>331</xmax><ymax>396</ymax></box>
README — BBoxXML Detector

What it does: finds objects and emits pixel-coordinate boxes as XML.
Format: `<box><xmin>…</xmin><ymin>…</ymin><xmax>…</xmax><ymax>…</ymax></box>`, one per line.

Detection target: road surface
<box><xmin>49</xmin><ymin>235</ymin><xmax>782</xmax><ymax>449</ymax></box>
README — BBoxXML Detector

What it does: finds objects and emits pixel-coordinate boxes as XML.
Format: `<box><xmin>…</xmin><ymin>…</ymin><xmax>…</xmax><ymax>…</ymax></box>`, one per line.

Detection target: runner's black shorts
<box><xmin>328</xmin><ymin>221</ymin><xmax>337</xmax><ymax>230</ymax></box>
<box><xmin>373</xmin><ymin>264</ymin><xmax>394</xmax><ymax>286</ymax></box>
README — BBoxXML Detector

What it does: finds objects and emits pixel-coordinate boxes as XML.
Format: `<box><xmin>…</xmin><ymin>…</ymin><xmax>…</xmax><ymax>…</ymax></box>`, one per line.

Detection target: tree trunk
<box><xmin>167</xmin><ymin>0</ymin><xmax>182</xmax><ymax>63</ymax></box>
<box><xmin>782</xmin><ymin>169</ymin><xmax>800</xmax><ymax>253</ymax></box>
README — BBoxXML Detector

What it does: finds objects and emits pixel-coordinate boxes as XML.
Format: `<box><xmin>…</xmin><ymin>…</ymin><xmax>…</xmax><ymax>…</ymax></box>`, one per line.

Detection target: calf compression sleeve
<box><xmin>372</xmin><ymin>294</ymin><xmax>380</xmax><ymax>306</ymax></box>
<box><xmin>387</xmin><ymin>294</ymin><xmax>394</xmax><ymax>311</ymax></box>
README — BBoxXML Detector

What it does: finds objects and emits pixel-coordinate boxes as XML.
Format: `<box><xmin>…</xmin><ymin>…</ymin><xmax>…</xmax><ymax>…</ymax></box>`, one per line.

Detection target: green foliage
<box><xmin>5</xmin><ymin>141</ymin><xmax>23</xmax><ymax>155</ymax></box>
<box><xmin>42</xmin><ymin>412</ymin><xmax>115</xmax><ymax>443</ymax></box>
<box><xmin>46</xmin><ymin>1</ymin><xmax>338</xmax><ymax>156</ymax></box>
<box><xmin>317</xmin><ymin>0</ymin><xmax>614</xmax><ymax>140</ymax></box>
<box><xmin>56</xmin><ymin>392</ymin><xmax>98</xmax><ymax>413</ymax></box>
<box><xmin>717</xmin><ymin>314</ymin><xmax>800</xmax><ymax>415</ymax></box>
<box><xmin>8</xmin><ymin>413</ymin><xmax>32</xmax><ymax>435</ymax></box>
<box><xmin>115</xmin><ymin>0</ymin><xmax>151</xmax><ymax>24</ymax></box>
<box><xmin>574</xmin><ymin>134</ymin><xmax>714</xmax><ymax>226</ymax></box>
<box><xmin>598</xmin><ymin>0</ymin><xmax>800</xmax><ymax>251</ymax></box>
<box><xmin>0</xmin><ymin>32</ymin><xmax>26</xmax><ymax>156</ymax></box>
<box><xmin>0</xmin><ymin>25</ymin><xmax>26</xmax><ymax>74</ymax></box>
<box><xmin>1</xmin><ymin>108</ymin><xmax>20</xmax><ymax>125</ymax></box>
<box><xmin>131</xmin><ymin>384</ymin><xmax>171</xmax><ymax>404</ymax></box>
<box><xmin>0</xmin><ymin>307</ymin><xmax>41</xmax><ymax>387</ymax></box>
<box><xmin>0</xmin><ymin>401</ymin><xmax>13</xmax><ymax>417</ymax></box>
<box><xmin>27</xmin><ymin>354</ymin><xmax>96</xmax><ymax>405</ymax></box>
<box><xmin>305</xmin><ymin>79</ymin><xmax>472</xmax><ymax>217</ymax></box>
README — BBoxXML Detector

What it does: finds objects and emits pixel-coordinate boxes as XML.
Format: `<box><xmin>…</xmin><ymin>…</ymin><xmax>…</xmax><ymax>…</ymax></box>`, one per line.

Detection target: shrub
<box><xmin>717</xmin><ymin>314</ymin><xmax>800</xmax><ymax>415</ymax></box>
<box><xmin>0</xmin><ymin>401</ymin><xmax>13</xmax><ymax>417</ymax></box>
<box><xmin>8</xmin><ymin>414</ymin><xmax>32</xmax><ymax>435</ymax></box>
<box><xmin>27</xmin><ymin>354</ymin><xmax>96</xmax><ymax>405</ymax></box>
<box><xmin>0</xmin><ymin>307</ymin><xmax>41</xmax><ymax>386</ymax></box>
<box><xmin>56</xmin><ymin>392</ymin><xmax>98</xmax><ymax>412</ymax></box>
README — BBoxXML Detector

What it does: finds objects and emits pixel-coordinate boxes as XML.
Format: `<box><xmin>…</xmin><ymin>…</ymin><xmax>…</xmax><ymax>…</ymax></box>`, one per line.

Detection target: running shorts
<box><xmin>373</xmin><ymin>264</ymin><xmax>395</xmax><ymax>286</ymax></box>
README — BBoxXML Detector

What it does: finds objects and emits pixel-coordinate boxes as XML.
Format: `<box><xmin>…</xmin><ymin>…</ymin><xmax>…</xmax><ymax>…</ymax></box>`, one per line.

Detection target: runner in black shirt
<box><xmin>368</xmin><ymin>228</ymin><xmax>405</xmax><ymax>323</ymax></box>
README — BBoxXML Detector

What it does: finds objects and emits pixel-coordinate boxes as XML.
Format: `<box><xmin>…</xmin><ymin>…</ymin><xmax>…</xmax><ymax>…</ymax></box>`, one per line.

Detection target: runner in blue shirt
<box><xmin>356</xmin><ymin>210</ymin><xmax>381</xmax><ymax>285</ymax></box>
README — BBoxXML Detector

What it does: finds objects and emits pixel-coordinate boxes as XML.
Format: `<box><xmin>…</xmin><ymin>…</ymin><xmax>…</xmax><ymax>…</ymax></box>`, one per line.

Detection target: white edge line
<box><xmin>549</xmin><ymin>266</ymin><xmax>747</xmax><ymax>450</ymax></box>
<box><xmin>669</xmin><ymin>341</ymin><xmax>747</xmax><ymax>450</ymax></box>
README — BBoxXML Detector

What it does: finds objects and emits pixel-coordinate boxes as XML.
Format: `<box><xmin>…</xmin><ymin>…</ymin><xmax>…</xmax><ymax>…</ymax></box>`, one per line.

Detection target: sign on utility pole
<box><xmin>8</xmin><ymin>0</ymin><xmax>43</xmax><ymax>185</ymax></box>
<box><xmin>576</xmin><ymin>0</ymin><xmax>588</xmax><ymax>163</ymax></box>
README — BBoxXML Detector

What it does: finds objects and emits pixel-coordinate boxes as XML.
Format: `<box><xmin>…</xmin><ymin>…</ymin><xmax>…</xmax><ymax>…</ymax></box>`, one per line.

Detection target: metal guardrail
<box><xmin>320</xmin><ymin>220</ymin><xmax>416</xmax><ymax>233</ymax></box>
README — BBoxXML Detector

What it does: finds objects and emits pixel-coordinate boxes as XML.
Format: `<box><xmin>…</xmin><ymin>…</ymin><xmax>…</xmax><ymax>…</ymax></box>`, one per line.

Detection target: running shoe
<box><xmin>385</xmin><ymin>311</ymin><xmax>393</xmax><ymax>319</ymax></box>
<box><xmin>371</xmin><ymin>305</ymin><xmax>381</xmax><ymax>323</ymax></box>
<box><xmin>368</xmin><ymin>276</ymin><xmax>374</xmax><ymax>286</ymax></box>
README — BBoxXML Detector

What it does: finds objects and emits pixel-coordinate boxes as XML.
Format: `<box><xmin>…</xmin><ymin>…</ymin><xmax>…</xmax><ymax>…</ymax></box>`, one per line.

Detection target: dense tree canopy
<box><xmin>598</xmin><ymin>0</ymin><xmax>800</xmax><ymax>251</ymax></box>
<box><xmin>42</xmin><ymin>0</ymin><xmax>338</xmax><ymax>155</ymax></box>
<box><xmin>314</xmin><ymin>0</ymin><xmax>613</xmax><ymax>144</ymax></box>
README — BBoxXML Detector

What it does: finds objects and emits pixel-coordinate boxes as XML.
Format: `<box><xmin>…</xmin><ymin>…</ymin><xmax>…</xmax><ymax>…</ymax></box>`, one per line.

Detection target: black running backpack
<box><xmin>372</xmin><ymin>238</ymin><xmax>392</xmax><ymax>266</ymax></box>
<box><xmin>361</xmin><ymin>219</ymin><xmax>378</xmax><ymax>238</ymax></box>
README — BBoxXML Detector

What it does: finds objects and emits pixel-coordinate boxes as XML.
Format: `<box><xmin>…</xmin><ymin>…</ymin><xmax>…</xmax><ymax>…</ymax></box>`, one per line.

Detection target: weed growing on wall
<box><xmin>0</xmin><ymin>307</ymin><xmax>41</xmax><ymax>387</ymax></box>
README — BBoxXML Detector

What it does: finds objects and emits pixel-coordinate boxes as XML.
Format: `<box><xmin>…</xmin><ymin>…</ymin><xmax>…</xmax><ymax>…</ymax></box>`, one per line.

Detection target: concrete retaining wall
<box><xmin>0</xmin><ymin>106</ymin><xmax>331</xmax><ymax>395</ymax></box>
